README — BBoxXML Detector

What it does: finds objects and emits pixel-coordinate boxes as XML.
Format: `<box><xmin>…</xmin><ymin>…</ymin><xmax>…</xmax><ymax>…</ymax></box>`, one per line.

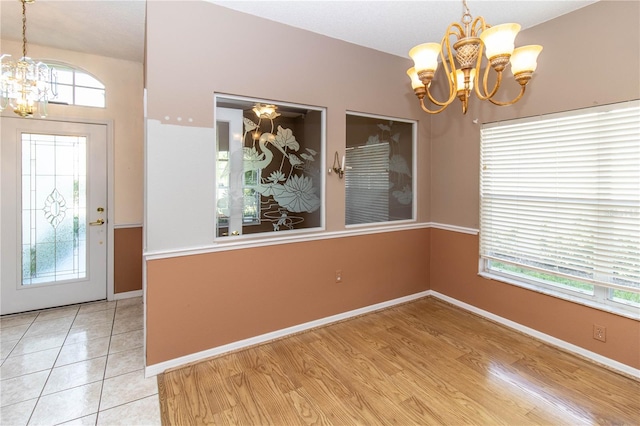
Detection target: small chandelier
<box><xmin>407</xmin><ymin>0</ymin><xmax>542</xmax><ymax>114</ymax></box>
<box><xmin>0</xmin><ymin>0</ymin><xmax>55</xmax><ymax>118</ymax></box>
<box><xmin>252</xmin><ymin>103</ymin><xmax>279</xmax><ymax>120</ymax></box>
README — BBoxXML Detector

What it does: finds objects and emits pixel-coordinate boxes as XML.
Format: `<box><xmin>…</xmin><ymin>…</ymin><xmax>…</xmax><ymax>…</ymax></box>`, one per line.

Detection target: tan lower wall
<box><xmin>146</xmin><ymin>229</ymin><xmax>430</xmax><ymax>365</ymax></box>
<box><xmin>114</xmin><ymin>227</ymin><xmax>143</xmax><ymax>294</ymax></box>
<box><xmin>430</xmin><ymin>228</ymin><xmax>640</xmax><ymax>370</ymax></box>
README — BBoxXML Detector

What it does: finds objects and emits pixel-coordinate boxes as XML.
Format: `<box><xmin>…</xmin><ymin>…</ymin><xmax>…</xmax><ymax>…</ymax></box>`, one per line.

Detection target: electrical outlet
<box><xmin>593</xmin><ymin>324</ymin><xmax>606</xmax><ymax>342</ymax></box>
<box><xmin>335</xmin><ymin>270</ymin><xmax>342</xmax><ymax>283</ymax></box>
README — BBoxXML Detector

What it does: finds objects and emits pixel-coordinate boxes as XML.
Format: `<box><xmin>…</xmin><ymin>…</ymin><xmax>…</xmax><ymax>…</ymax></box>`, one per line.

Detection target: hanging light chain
<box><xmin>461</xmin><ymin>0</ymin><xmax>472</xmax><ymax>24</ymax></box>
<box><xmin>1</xmin><ymin>0</ymin><xmax>53</xmax><ymax>118</ymax></box>
<box><xmin>21</xmin><ymin>0</ymin><xmax>28</xmax><ymax>58</ymax></box>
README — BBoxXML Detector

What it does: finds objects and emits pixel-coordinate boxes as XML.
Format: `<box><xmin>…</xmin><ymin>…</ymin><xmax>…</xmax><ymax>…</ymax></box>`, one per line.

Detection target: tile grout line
<box><xmin>1</xmin><ymin>299</ymin><xmax>148</xmax><ymax>425</ymax></box>
<box><xmin>33</xmin><ymin>301</ymin><xmax>122</xmax><ymax>425</ymax></box>
<box><xmin>0</xmin><ymin>314</ymin><xmax>38</xmax><ymax>364</ymax></box>
<box><xmin>0</xmin><ymin>315</ymin><xmax>38</xmax><ymax>417</ymax></box>
<box><xmin>27</xmin><ymin>306</ymin><xmax>81</xmax><ymax>426</ymax></box>
<box><xmin>95</xmin><ymin>391</ymin><xmax>160</xmax><ymax>416</ymax></box>
<box><xmin>94</xmin><ymin>298</ymin><xmax>121</xmax><ymax>426</ymax></box>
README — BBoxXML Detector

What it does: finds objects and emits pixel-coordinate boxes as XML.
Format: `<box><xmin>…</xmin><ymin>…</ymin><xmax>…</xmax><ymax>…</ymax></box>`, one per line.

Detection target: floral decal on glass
<box><xmin>216</xmin><ymin>96</ymin><xmax>324</xmax><ymax>237</ymax></box>
<box><xmin>42</xmin><ymin>188</ymin><xmax>68</xmax><ymax>228</ymax></box>
<box><xmin>345</xmin><ymin>114</ymin><xmax>415</xmax><ymax>225</ymax></box>
<box><xmin>367</xmin><ymin>123</ymin><xmax>413</xmax><ymax>206</ymax></box>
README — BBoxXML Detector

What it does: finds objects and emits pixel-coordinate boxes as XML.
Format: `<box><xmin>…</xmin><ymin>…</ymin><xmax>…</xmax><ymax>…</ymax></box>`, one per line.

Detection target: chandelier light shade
<box><xmin>407</xmin><ymin>0</ymin><xmax>542</xmax><ymax>114</ymax></box>
<box><xmin>510</xmin><ymin>45</ymin><xmax>543</xmax><ymax>76</ymax></box>
<box><xmin>452</xmin><ymin>68</ymin><xmax>475</xmax><ymax>93</ymax></box>
<box><xmin>0</xmin><ymin>0</ymin><xmax>55</xmax><ymax>118</ymax></box>
<box><xmin>479</xmin><ymin>23</ymin><xmax>520</xmax><ymax>61</ymax></box>
<box><xmin>252</xmin><ymin>103</ymin><xmax>279</xmax><ymax>119</ymax></box>
<box><xmin>407</xmin><ymin>67</ymin><xmax>424</xmax><ymax>91</ymax></box>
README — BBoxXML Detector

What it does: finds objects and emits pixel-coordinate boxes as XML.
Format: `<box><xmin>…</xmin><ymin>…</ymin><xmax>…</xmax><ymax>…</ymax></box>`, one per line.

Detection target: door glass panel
<box><xmin>21</xmin><ymin>133</ymin><xmax>87</xmax><ymax>285</ymax></box>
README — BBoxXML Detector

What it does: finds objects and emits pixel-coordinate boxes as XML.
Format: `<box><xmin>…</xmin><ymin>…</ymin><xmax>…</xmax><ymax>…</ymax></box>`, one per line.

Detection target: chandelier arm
<box><xmin>475</xmin><ymin>64</ymin><xmax>502</xmax><ymax>101</ymax></box>
<box><xmin>442</xmin><ymin>36</ymin><xmax>458</xmax><ymax>98</ymax></box>
<box><xmin>425</xmin><ymin>84</ymin><xmax>456</xmax><ymax>107</ymax></box>
<box><xmin>423</xmin><ymin>36</ymin><xmax>457</xmax><ymax>108</ymax></box>
<box><xmin>448</xmin><ymin>22</ymin><xmax>466</xmax><ymax>39</ymax></box>
<box><xmin>470</xmin><ymin>16</ymin><xmax>488</xmax><ymax>37</ymax></box>
<box><xmin>487</xmin><ymin>85</ymin><xmax>526</xmax><ymax>106</ymax></box>
<box><xmin>470</xmin><ymin>36</ymin><xmax>490</xmax><ymax>100</ymax></box>
<box><xmin>419</xmin><ymin>96</ymin><xmax>452</xmax><ymax>114</ymax></box>
<box><xmin>425</xmin><ymin>87</ymin><xmax>447</xmax><ymax>107</ymax></box>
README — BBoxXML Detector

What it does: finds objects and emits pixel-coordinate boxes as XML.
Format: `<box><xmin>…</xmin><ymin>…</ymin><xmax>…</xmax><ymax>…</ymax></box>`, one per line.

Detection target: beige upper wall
<box><xmin>430</xmin><ymin>0</ymin><xmax>640</xmax><ymax>228</ymax></box>
<box><xmin>0</xmin><ymin>39</ymin><xmax>144</xmax><ymax>225</ymax></box>
<box><xmin>145</xmin><ymin>1</ymin><xmax>430</xmax><ymax>234</ymax></box>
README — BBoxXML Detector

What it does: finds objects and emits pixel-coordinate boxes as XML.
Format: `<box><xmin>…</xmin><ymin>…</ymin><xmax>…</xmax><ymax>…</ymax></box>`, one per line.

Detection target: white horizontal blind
<box><xmin>345</xmin><ymin>142</ymin><xmax>389</xmax><ymax>225</ymax></box>
<box><xmin>480</xmin><ymin>101</ymin><xmax>640</xmax><ymax>294</ymax></box>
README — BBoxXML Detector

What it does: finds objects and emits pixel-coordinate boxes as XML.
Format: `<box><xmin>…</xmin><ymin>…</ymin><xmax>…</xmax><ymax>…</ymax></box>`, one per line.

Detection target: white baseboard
<box><xmin>145</xmin><ymin>290</ymin><xmax>431</xmax><ymax>377</ymax></box>
<box><xmin>430</xmin><ymin>291</ymin><xmax>640</xmax><ymax>380</ymax></box>
<box><xmin>112</xmin><ymin>290</ymin><xmax>143</xmax><ymax>300</ymax></box>
<box><xmin>145</xmin><ymin>289</ymin><xmax>639</xmax><ymax>380</ymax></box>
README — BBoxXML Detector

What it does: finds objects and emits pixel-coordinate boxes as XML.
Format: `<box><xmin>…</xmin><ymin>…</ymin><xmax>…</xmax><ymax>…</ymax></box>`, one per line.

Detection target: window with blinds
<box><xmin>345</xmin><ymin>113</ymin><xmax>415</xmax><ymax>226</ymax></box>
<box><xmin>345</xmin><ymin>143</ymin><xmax>390</xmax><ymax>225</ymax></box>
<box><xmin>480</xmin><ymin>101</ymin><xmax>640</xmax><ymax>313</ymax></box>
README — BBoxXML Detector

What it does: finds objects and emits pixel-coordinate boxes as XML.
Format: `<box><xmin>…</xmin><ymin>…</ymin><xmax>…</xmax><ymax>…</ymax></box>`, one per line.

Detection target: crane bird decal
<box><xmin>241</xmin><ymin>113</ymin><xmax>320</xmax><ymax>231</ymax></box>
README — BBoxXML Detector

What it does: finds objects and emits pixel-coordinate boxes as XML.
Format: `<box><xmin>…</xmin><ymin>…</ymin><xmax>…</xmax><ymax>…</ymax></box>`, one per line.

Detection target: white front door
<box><xmin>1</xmin><ymin>117</ymin><xmax>108</xmax><ymax>315</ymax></box>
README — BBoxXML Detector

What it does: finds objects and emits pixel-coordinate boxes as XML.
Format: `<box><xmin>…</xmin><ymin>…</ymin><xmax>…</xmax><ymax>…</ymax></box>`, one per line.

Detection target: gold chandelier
<box><xmin>0</xmin><ymin>0</ymin><xmax>55</xmax><ymax>118</ymax></box>
<box><xmin>407</xmin><ymin>0</ymin><xmax>542</xmax><ymax>114</ymax></box>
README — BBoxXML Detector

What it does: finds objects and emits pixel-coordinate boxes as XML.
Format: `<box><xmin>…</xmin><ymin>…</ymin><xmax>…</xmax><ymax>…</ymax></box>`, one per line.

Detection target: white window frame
<box><xmin>479</xmin><ymin>100</ymin><xmax>640</xmax><ymax>319</ymax></box>
<box><xmin>213</xmin><ymin>94</ymin><xmax>326</xmax><ymax>240</ymax></box>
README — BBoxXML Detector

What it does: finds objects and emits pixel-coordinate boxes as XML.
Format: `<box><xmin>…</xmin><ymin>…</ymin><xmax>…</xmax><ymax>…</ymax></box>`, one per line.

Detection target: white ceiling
<box><xmin>209</xmin><ymin>0</ymin><xmax>598</xmax><ymax>57</ymax></box>
<box><xmin>0</xmin><ymin>0</ymin><xmax>598</xmax><ymax>64</ymax></box>
<box><xmin>1</xmin><ymin>0</ymin><xmax>146</xmax><ymax>62</ymax></box>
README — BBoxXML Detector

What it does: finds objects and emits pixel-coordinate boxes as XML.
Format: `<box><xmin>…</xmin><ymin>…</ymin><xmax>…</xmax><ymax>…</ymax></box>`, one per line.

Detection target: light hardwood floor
<box><xmin>158</xmin><ymin>297</ymin><xmax>639</xmax><ymax>425</ymax></box>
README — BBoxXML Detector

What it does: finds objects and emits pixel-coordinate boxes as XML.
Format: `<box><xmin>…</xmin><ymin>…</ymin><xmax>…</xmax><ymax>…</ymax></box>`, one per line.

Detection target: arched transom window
<box><xmin>45</xmin><ymin>62</ymin><xmax>105</xmax><ymax>108</ymax></box>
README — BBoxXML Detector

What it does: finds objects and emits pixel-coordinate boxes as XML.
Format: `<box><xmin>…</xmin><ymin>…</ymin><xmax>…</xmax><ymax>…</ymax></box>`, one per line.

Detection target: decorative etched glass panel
<box><xmin>345</xmin><ymin>113</ymin><xmax>416</xmax><ymax>225</ymax></box>
<box><xmin>215</xmin><ymin>95</ymin><xmax>325</xmax><ymax>238</ymax></box>
<box><xmin>21</xmin><ymin>133</ymin><xmax>87</xmax><ymax>285</ymax></box>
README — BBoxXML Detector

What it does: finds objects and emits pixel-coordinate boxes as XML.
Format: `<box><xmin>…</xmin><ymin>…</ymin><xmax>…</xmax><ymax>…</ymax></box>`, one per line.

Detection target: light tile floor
<box><xmin>0</xmin><ymin>297</ymin><xmax>161</xmax><ymax>425</ymax></box>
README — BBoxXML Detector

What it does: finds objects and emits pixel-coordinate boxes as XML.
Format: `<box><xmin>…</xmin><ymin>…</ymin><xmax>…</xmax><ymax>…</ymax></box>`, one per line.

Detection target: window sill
<box><xmin>479</xmin><ymin>271</ymin><xmax>640</xmax><ymax>321</ymax></box>
<box><xmin>145</xmin><ymin>221</ymin><xmax>429</xmax><ymax>260</ymax></box>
